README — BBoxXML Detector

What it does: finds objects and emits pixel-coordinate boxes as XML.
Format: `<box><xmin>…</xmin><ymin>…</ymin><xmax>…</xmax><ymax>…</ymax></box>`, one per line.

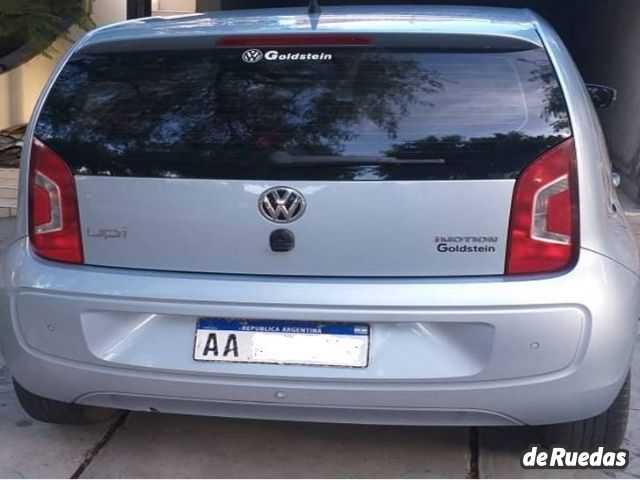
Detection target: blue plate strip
<box><xmin>197</xmin><ymin>318</ymin><xmax>369</xmax><ymax>336</ymax></box>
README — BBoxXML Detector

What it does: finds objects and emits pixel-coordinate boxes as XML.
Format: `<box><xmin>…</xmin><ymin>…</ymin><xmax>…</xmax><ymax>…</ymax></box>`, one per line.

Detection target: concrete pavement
<box><xmin>0</xmin><ymin>349</ymin><xmax>110</xmax><ymax>479</ymax></box>
<box><xmin>80</xmin><ymin>415</ymin><xmax>470</xmax><ymax>478</ymax></box>
<box><xmin>1</xmin><ymin>216</ymin><xmax>640</xmax><ymax>478</ymax></box>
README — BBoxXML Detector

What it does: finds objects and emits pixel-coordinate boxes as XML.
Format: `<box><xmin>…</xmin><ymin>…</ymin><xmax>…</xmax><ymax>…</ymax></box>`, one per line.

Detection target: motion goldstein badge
<box><xmin>434</xmin><ymin>235</ymin><xmax>499</xmax><ymax>253</ymax></box>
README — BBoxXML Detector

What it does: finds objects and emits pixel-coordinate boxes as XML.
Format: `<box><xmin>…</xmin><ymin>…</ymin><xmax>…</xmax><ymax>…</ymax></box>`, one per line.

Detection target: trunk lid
<box><xmin>75</xmin><ymin>177</ymin><xmax>513</xmax><ymax>276</ymax></box>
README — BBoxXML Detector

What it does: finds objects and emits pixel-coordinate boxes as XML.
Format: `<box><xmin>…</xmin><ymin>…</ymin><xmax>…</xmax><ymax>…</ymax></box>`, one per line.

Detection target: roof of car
<box><xmin>80</xmin><ymin>5</ymin><xmax>542</xmax><ymax>49</ymax></box>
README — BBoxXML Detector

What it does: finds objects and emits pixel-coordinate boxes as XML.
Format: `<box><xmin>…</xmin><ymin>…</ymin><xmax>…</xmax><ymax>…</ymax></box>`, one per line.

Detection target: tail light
<box><xmin>216</xmin><ymin>35</ymin><xmax>374</xmax><ymax>47</ymax></box>
<box><xmin>506</xmin><ymin>138</ymin><xmax>578</xmax><ymax>275</ymax></box>
<box><xmin>29</xmin><ymin>139</ymin><xmax>83</xmax><ymax>264</ymax></box>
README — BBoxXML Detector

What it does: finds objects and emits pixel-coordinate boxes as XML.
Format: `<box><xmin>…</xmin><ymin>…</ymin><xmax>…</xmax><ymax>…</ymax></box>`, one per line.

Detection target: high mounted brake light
<box><xmin>29</xmin><ymin>139</ymin><xmax>83</xmax><ymax>264</ymax></box>
<box><xmin>216</xmin><ymin>35</ymin><xmax>374</xmax><ymax>48</ymax></box>
<box><xmin>506</xmin><ymin>138</ymin><xmax>579</xmax><ymax>275</ymax></box>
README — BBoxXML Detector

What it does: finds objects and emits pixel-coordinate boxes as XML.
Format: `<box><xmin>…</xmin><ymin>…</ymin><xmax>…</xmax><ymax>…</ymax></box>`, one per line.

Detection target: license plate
<box><xmin>193</xmin><ymin>319</ymin><xmax>369</xmax><ymax>367</ymax></box>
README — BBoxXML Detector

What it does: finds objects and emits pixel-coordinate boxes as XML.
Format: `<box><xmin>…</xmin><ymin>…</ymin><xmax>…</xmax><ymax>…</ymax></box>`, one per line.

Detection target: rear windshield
<box><xmin>35</xmin><ymin>46</ymin><xmax>571</xmax><ymax>181</ymax></box>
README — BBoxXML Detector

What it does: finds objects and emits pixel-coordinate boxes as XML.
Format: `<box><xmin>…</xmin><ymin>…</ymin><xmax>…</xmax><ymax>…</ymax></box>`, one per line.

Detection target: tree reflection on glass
<box><xmin>518</xmin><ymin>57</ymin><xmax>571</xmax><ymax>133</ymax></box>
<box><xmin>36</xmin><ymin>47</ymin><xmax>571</xmax><ymax>181</ymax></box>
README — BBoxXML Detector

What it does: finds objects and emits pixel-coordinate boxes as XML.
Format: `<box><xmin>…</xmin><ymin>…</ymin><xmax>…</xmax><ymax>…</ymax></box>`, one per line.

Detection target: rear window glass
<box><xmin>35</xmin><ymin>46</ymin><xmax>571</xmax><ymax>180</ymax></box>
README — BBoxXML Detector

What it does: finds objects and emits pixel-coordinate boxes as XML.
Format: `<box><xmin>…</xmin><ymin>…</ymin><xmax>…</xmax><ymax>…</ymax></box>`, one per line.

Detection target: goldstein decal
<box><xmin>242</xmin><ymin>49</ymin><xmax>332</xmax><ymax>63</ymax></box>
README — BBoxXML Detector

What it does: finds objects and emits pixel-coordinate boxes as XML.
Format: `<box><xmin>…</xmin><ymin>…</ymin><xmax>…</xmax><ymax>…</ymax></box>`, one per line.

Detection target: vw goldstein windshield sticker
<box><xmin>242</xmin><ymin>49</ymin><xmax>333</xmax><ymax>63</ymax></box>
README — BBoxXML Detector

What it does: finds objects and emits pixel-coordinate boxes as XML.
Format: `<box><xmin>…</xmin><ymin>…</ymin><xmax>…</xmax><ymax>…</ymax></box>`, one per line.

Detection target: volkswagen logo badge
<box><xmin>259</xmin><ymin>187</ymin><xmax>306</xmax><ymax>224</ymax></box>
<box><xmin>242</xmin><ymin>49</ymin><xmax>263</xmax><ymax>63</ymax></box>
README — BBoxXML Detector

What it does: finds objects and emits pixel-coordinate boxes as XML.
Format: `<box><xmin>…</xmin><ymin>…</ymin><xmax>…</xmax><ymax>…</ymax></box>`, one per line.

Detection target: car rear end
<box><xmin>1</xmin><ymin>6</ymin><xmax>638</xmax><ymax>431</ymax></box>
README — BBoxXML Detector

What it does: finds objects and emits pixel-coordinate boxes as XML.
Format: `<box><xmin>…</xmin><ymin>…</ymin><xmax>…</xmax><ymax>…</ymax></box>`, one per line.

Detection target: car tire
<box><xmin>13</xmin><ymin>379</ymin><xmax>120</xmax><ymax>425</ymax></box>
<box><xmin>542</xmin><ymin>371</ymin><xmax>630</xmax><ymax>451</ymax></box>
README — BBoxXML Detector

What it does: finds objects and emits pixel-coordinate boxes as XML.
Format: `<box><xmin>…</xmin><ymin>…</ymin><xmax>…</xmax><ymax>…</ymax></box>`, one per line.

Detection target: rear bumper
<box><xmin>1</xmin><ymin>239</ymin><xmax>638</xmax><ymax>426</ymax></box>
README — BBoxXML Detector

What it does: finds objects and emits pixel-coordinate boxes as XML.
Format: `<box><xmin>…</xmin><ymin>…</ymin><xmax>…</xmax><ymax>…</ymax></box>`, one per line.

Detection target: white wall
<box><xmin>152</xmin><ymin>0</ymin><xmax>196</xmax><ymax>15</ymax></box>
<box><xmin>91</xmin><ymin>0</ymin><xmax>128</xmax><ymax>25</ymax></box>
<box><xmin>0</xmin><ymin>36</ymin><xmax>70</xmax><ymax>130</ymax></box>
<box><xmin>0</xmin><ymin>68</ymin><xmax>19</xmax><ymax>130</ymax></box>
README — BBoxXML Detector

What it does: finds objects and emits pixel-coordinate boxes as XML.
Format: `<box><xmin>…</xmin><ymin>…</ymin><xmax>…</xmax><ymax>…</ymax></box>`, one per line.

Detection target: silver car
<box><xmin>1</xmin><ymin>6</ymin><xmax>638</xmax><ymax>450</ymax></box>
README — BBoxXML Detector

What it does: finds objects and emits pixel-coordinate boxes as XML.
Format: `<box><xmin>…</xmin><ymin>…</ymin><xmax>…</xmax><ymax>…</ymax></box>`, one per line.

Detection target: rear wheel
<box><xmin>13</xmin><ymin>379</ymin><xmax>119</xmax><ymax>425</ymax></box>
<box><xmin>541</xmin><ymin>372</ymin><xmax>630</xmax><ymax>450</ymax></box>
